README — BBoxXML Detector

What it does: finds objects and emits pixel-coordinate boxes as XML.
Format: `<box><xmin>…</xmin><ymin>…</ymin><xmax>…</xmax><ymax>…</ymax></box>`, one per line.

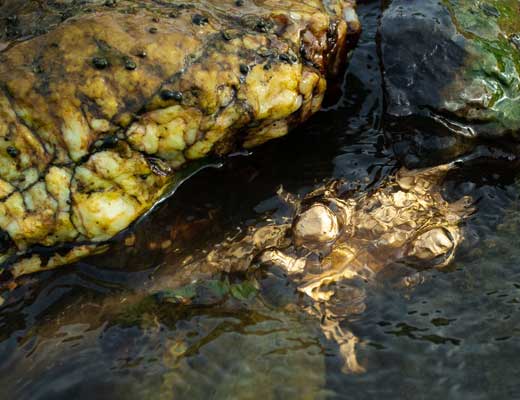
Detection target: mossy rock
<box><xmin>381</xmin><ymin>0</ymin><xmax>520</xmax><ymax>164</ymax></box>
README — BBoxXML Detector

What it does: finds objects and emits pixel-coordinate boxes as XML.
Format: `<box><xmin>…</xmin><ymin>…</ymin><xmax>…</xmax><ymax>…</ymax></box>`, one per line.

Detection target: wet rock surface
<box><xmin>0</xmin><ymin>0</ymin><xmax>360</xmax><ymax>278</ymax></box>
<box><xmin>381</xmin><ymin>0</ymin><xmax>520</xmax><ymax>166</ymax></box>
<box><xmin>0</xmin><ymin>0</ymin><xmax>120</xmax><ymax>51</ymax></box>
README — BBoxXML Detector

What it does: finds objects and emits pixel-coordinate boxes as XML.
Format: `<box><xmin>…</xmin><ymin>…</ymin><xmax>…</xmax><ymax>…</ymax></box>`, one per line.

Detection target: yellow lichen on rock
<box><xmin>0</xmin><ymin>0</ymin><xmax>360</xmax><ymax>279</ymax></box>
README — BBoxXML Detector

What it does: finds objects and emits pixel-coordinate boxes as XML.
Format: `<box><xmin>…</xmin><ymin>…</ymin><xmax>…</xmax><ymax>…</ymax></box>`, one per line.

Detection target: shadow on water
<box><xmin>1</xmin><ymin>1</ymin><xmax>520</xmax><ymax>399</ymax></box>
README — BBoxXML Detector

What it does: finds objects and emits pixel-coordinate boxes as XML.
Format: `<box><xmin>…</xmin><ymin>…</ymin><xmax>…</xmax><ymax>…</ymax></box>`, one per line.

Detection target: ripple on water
<box><xmin>1</xmin><ymin>1</ymin><xmax>520</xmax><ymax>399</ymax></box>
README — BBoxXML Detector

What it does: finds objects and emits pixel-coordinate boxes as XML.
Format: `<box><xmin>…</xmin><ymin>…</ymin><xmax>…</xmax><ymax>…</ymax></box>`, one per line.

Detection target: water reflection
<box><xmin>1</xmin><ymin>1</ymin><xmax>520</xmax><ymax>399</ymax></box>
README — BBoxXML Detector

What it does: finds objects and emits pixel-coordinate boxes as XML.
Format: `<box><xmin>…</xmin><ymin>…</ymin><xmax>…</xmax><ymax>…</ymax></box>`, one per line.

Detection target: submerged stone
<box><xmin>148</xmin><ymin>161</ymin><xmax>473</xmax><ymax>372</ymax></box>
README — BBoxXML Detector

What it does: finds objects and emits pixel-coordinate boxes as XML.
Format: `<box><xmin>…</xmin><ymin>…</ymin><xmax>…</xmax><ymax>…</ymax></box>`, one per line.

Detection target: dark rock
<box><xmin>381</xmin><ymin>0</ymin><xmax>520</xmax><ymax>165</ymax></box>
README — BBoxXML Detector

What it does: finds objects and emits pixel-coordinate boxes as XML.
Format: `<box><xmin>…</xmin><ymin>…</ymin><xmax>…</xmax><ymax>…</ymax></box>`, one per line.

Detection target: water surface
<box><xmin>1</xmin><ymin>2</ymin><xmax>519</xmax><ymax>399</ymax></box>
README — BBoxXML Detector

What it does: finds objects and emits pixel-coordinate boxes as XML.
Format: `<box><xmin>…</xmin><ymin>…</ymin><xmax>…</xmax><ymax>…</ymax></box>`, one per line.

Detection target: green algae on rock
<box><xmin>441</xmin><ymin>0</ymin><xmax>520</xmax><ymax>137</ymax></box>
<box><xmin>381</xmin><ymin>0</ymin><xmax>520</xmax><ymax>165</ymax></box>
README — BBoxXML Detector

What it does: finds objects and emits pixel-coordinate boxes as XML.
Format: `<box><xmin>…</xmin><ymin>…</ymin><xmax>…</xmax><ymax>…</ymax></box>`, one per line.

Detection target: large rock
<box><xmin>381</xmin><ymin>0</ymin><xmax>520</xmax><ymax>164</ymax></box>
<box><xmin>0</xmin><ymin>0</ymin><xmax>360</xmax><ymax>279</ymax></box>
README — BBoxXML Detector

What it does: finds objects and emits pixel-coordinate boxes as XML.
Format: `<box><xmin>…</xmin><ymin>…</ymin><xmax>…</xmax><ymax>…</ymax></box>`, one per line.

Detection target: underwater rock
<box><xmin>380</xmin><ymin>0</ymin><xmax>520</xmax><ymax>165</ymax></box>
<box><xmin>161</xmin><ymin>161</ymin><xmax>473</xmax><ymax>372</ymax></box>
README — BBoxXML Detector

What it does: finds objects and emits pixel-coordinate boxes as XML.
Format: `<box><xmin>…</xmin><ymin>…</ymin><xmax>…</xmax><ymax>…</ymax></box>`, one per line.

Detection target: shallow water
<box><xmin>1</xmin><ymin>1</ymin><xmax>520</xmax><ymax>399</ymax></box>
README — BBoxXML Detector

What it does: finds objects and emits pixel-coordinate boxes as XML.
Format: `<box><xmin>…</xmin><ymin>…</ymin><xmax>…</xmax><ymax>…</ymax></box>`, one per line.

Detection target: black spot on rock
<box><xmin>192</xmin><ymin>14</ymin><xmax>209</xmax><ymax>26</ymax></box>
<box><xmin>124</xmin><ymin>58</ymin><xmax>137</xmax><ymax>70</ymax></box>
<box><xmin>239</xmin><ymin>64</ymin><xmax>250</xmax><ymax>75</ymax></box>
<box><xmin>6</xmin><ymin>146</ymin><xmax>18</xmax><ymax>157</ymax></box>
<box><xmin>92</xmin><ymin>56</ymin><xmax>109</xmax><ymax>70</ymax></box>
<box><xmin>160</xmin><ymin>89</ymin><xmax>183</xmax><ymax>101</ymax></box>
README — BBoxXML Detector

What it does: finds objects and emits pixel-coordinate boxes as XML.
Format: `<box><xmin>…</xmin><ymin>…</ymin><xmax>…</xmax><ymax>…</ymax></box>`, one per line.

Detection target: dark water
<box><xmin>1</xmin><ymin>2</ymin><xmax>520</xmax><ymax>399</ymax></box>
